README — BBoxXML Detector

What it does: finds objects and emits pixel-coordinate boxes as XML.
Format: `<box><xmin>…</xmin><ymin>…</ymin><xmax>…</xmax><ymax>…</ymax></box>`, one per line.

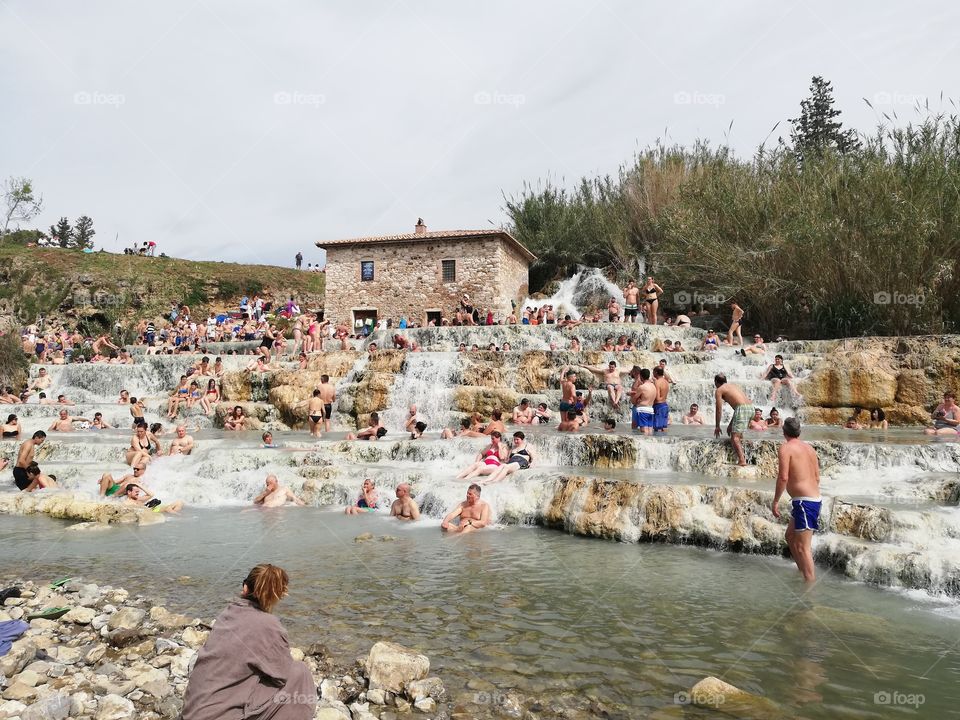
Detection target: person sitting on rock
<box><xmin>168</xmin><ymin>425</ymin><xmax>195</xmax><ymax>455</ymax></box>
<box><xmin>344</xmin><ymin>478</ymin><xmax>379</xmax><ymax>515</ymax></box>
<box><xmin>741</xmin><ymin>334</ymin><xmax>767</xmax><ymax>356</ymax></box>
<box><xmin>441</xmin><ymin>418</ymin><xmax>486</xmax><ymax>439</ymax></box>
<box><xmin>181</xmin><ymin>564</ymin><xmax>316</xmax><ymax>719</ymax></box>
<box><xmin>763</xmin><ymin>355</ymin><xmax>801</xmax><ymax>406</ymax></box>
<box><xmin>535</xmin><ymin>403</ymin><xmax>551</xmax><ymax>424</ymax></box>
<box><xmin>253</xmin><ymin>474</ymin><xmax>305</xmax><ymax>508</ymax></box>
<box><xmin>925</xmin><ymin>391</ymin><xmax>959</xmax><ymax>436</ymax></box>
<box><xmin>748</xmin><ymin>408</ymin><xmax>768</xmax><ymax>431</ymax></box>
<box><xmin>48</xmin><ymin>408</ymin><xmax>90</xmax><ymax>432</ymax></box>
<box><xmin>511</xmin><ymin>399</ymin><xmax>534</xmax><ymax>424</ymax></box>
<box><xmin>346</xmin><ymin>412</ymin><xmax>386</xmax><ymax>441</ymax></box>
<box><xmin>390</xmin><ymin>483</ymin><xmax>420</xmax><ymax>521</ymax></box>
<box><xmin>441</xmin><ymin>484</ymin><xmax>490</xmax><ymax>533</ymax></box>
<box><xmin>484</xmin><ymin>431</ymin><xmax>535</xmax><ymax>485</ymax></box>
<box><xmin>223</xmin><ymin>406</ymin><xmax>247</xmax><ymax>431</ymax></box>
<box><xmin>456</xmin><ymin>432</ymin><xmax>506</xmax><ymax>480</ymax></box>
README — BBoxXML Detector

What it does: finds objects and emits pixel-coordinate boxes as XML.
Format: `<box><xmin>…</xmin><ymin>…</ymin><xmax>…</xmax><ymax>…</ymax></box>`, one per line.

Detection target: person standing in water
<box><xmin>317</xmin><ymin>375</ymin><xmax>336</xmax><ymax>433</ymax></box>
<box><xmin>181</xmin><ymin>564</ymin><xmax>316</xmax><ymax>719</ymax></box>
<box><xmin>726</xmin><ymin>302</ymin><xmax>745</xmax><ymax>347</ymax></box>
<box><xmin>772</xmin><ymin>418</ymin><xmax>821</xmax><ymax>583</ymax></box>
<box><xmin>714</xmin><ymin>373</ymin><xmax>753</xmax><ymax>466</ymax></box>
<box><xmin>623</xmin><ymin>280</ymin><xmax>641</xmax><ymax>323</ymax></box>
<box><xmin>642</xmin><ymin>276</ymin><xmax>664</xmax><ymax>325</ymax></box>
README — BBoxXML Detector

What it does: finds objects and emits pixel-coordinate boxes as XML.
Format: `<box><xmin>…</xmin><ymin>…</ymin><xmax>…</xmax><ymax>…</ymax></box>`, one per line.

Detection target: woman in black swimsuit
<box><xmin>763</xmin><ymin>354</ymin><xmax>799</xmax><ymax>405</ymax></box>
<box><xmin>1</xmin><ymin>414</ymin><xmax>21</xmax><ymax>439</ymax></box>
<box><xmin>642</xmin><ymin>277</ymin><xmax>664</xmax><ymax>325</ymax></box>
<box><xmin>485</xmin><ymin>431</ymin><xmax>536</xmax><ymax>485</ymax></box>
<box><xmin>257</xmin><ymin>325</ymin><xmax>276</xmax><ymax>360</ymax></box>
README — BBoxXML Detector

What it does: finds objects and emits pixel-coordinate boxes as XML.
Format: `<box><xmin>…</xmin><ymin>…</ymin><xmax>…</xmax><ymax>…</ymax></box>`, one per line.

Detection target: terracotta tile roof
<box><xmin>316</xmin><ymin>228</ymin><xmax>536</xmax><ymax>262</ymax></box>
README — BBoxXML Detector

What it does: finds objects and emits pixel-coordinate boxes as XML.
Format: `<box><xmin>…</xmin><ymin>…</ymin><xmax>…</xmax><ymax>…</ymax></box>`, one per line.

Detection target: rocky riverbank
<box><xmin>0</xmin><ymin>578</ymin><xmax>449</xmax><ymax>720</ymax></box>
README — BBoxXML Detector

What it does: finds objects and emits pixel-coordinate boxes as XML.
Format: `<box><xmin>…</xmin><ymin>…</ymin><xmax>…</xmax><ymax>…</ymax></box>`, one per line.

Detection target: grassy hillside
<box><xmin>0</xmin><ymin>244</ymin><xmax>325</xmax><ymax>332</ymax></box>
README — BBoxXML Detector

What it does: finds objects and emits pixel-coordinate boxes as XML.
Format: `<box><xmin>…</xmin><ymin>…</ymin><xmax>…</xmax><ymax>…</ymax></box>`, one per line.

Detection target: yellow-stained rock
<box><xmin>219</xmin><ymin>371</ymin><xmax>251</xmax><ymax>402</ymax></box>
<box><xmin>305</xmin><ymin>351</ymin><xmax>361</xmax><ymax>377</ymax></box>
<box><xmin>453</xmin><ymin>387</ymin><xmax>518</xmax><ymax>415</ymax></box>
<box><xmin>687</xmin><ymin>676</ymin><xmax>779</xmax><ymax>719</ymax></box>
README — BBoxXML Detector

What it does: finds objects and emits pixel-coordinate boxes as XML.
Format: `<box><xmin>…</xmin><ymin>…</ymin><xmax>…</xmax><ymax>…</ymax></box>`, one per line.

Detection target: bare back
<box><xmin>318</xmin><ymin>383</ymin><xmax>336</xmax><ymax>403</ymax></box>
<box><xmin>778</xmin><ymin>438</ymin><xmax>820</xmax><ymax>498</ymax></box>
<box><xmin>716</xmin><ymin>383</ymin><xmax>750</xmax><ymax>409</ymax></box>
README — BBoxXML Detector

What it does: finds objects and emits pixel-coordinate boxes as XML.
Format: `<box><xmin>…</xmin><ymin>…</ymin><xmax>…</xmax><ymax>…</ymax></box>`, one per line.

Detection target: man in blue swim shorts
<box><xmin>772</xmin><ymin>417</ymin><xmax>821</xmax><ymax>583</ymax></box>
<box><xmin>630</xmin><ymin>368</ymin><xmax>657</xmax><ymax>435</ymax></box>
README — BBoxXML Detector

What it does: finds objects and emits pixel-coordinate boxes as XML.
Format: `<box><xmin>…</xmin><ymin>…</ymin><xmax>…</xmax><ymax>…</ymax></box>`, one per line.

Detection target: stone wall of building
<box><xmin>323</xmin><ymin>238</ymin><xmax>528</xmax><ymax>325</ymax></box>
<box><xmin>498</xmin><ymin>241</ymin><xmax>531</xmax><ymax>314</ymax></box>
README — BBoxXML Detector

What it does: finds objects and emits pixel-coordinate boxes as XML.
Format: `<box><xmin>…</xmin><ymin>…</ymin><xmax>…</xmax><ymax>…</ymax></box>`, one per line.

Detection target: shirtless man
<box><xmin>623</xmin><ymin>280</ymin><xmax>641</xmax><ymax>323</ymax></box>
<box><xmin>652</xmin><ymin>367</ymin><xmax>670</xmax><ymax>433</ymax></box>
<box><xmin>772</xmin><ymin>418</ymin><xmax>821</xmax><ymax>582</ymax></box>
<box><xmin>92</xmin><ymin>334</ymin><xmax>119</xmax><ymax>356</ymax></box>
<box><xmin>346</xmin><ymin>412</ymin><xmax>386</xmax><ymax>441</ymax></box>
<box><xmin>557</xmin><ymin>410</ymin><xmax>580</xmax><ymax>432</ymax></box>
<box><xmin>441</xmin><ymin>483</ymin><xmax>490</xmax><ymax>533</ymax></box>
<box><xmin>559</xmin><ymin>369</ymin><xmax>578</xmax><ymax>415</ymax></box>
<box><xmin>742</xmin><ymin>335</ymin><xmax>767</xmax><ymax>356</ymax></box>
<box><xmin>317</xmin><ymin>374</ymin><xmax>336</xmax><ymax>432</ymax></box>
<box><xmin>253</xmin><ymin>474</ymin><xmax>305</xmax><ymax>507</ymax></box>
<box><xmin>512</xmin><ymin>399</ymin><xmax>534</xmax><ymax>424</ymax></box>
<box><xmin>587</xmin><ymin>361</ymin><xmax>626</xmax><ymax>411</ymax></box>
<box><xmin>657</xmin><ymin>359</ymin><xmax>676</xmax><ymax>385</ymax></box>
<box><xmin>99</xmin><ymin>465</ymin><xmax>142</xmax><ymax>497</ymax></box>
<box><xmin>630</xmin><ymin>368</ymin><xmax>657</xmax><ymax>435</ymax></box>
<box><xmin>49</xmin><ymin>409</ymin><xmax>90</xmax><ymax>432</ymax></box>
<box><xmin>30</xmin><ymin>368</ymin><xmax>51</xmax><ymax>392</ymax></box>
<box><xmin>307</xmin><ymin>389</ymin><xmax>325</xmax><ymax>438</ymax></box>
<box><xmin>441</xmin><ymin>418</ymin><xmax>486</xmax><ymax>439</ymax></box>
<box><xmin>714</xmin><ymin>373</ymin><xmax>754</xmax><ymax>466</ymax></box>
<box><xmin>168</xmin><ymin>425</ymin><xmax>195</xmax><ymax>455</ymax></box>
<box><xmin>390</xmin><ymin>483</ymin><xmax>421</xmax><ymax>521</ymax></box>
<box><xmin>122</xmin><ymin>484</ymin><xmax>185</xmax><ymax>514</ymax></box>
<box><xmin>12</xmin><ymin>431</ymin><xmax>45</xmax><ymax>490</ymax></box>
<box><xmin>482</xmin><ymin>410</ymin><xmax>507</xmax><ymax>436</ymax></box>
<box><xmin>748</xmin><ymin>408</ymin><xmax>768</xmax><ymax>431</ymax></box>
<box><xmin>403</xmin><ymin>404</ymin><xmax>419</xmax><ymax>432</ymax></box>
<box><xmin>682</xmin><ymin>404</ymin><xmax>705</xmax><ymax>425</ymax></box>
<box><xmin>607</xmin><ymin>297</ymin><xmax>622</xmax><ymax>322</ymax></box>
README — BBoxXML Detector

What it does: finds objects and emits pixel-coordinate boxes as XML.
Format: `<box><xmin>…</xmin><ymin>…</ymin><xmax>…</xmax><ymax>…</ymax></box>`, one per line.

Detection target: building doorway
<box><xmin>425</xmin><ymin>310</ymin><xmax>443</xmax><ymax>327</ymax></box>
<box><xmin>352</xmin><ymin>308</ymin><xmax>377</xmax><ymax>336</ymax></box>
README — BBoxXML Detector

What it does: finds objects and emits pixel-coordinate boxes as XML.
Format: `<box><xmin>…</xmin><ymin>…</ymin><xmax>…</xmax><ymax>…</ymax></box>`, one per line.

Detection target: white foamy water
<box><xmin>520</xmin><ymin>266</ymin><xmax>625</xmax><ymax>319</ymax></box>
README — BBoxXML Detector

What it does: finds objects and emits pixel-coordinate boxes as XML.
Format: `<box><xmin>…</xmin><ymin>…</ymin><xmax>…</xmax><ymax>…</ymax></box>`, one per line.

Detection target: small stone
<box><xmin>155</xmin><ymin>638</ymin><xmax>180</xmax><ymax>654</ymax></box>
<box><xmin>170</xmin><ymin>649</ymin><xmax>196</xmax><ymax>677</ymax></box>
<box><xmin>91</xmin><ymin>614</ymin><xmax>109</xmax><ymax>630</ymax></box>
<box><xmin>353</xmin><ymin>532</ymin><xmax>374</xmax><ymax>543</ymax></box>
<box><xmin>7</xmin><ymin>608</ymin><xmax>23</xmax><ymax>620</ymax></box>
<box><xmin>107</xmin><ymin>607</ymin><xmax>145</xmax><ymax>631</ymax></box>
<box><xmin>23</xmin><ymin>660</ymin><xmax>50</xmax><ymax>675</ymax></box>
<box><xmin>47</xmin><ymin>663</ymin><xmax>66</xmax><ymax>678</ymax></box>
<box><xmin>4</xmin><ymin>597</ymin><xmax>26</xmax><ymax>606</ymax></box>
<box><xmin>101</xmin><ymin>604</ymin><xmax>117</xmax><ymax>614</ymax></box>
<box><xmin>366</xmin><ymin>688</ymin><xmax>386</xmax><ymax>705</ymax></box>
<box><xmin>180</xmin><ymin>627</ymin><xmax>207</xmax><ymax>648</ymax></box>
<box><xmin>0</xmin><ymin>700</ymin><xmax>27</xmax><ymax>717</ymax></box>
<box><xmin>54</xmin><ymin>646</ymin><xmax>81</xmax><ymax>665</ymax></box>
<box><xmin>14</xmin><ymin>669</ymin><xmax>41</xmax><ymax>687</ymax></box>
<box><xmin>290</xmin><ymin>647</ymin><xmax>305</xmax><ymax>662</ymax></box>
<box><xmin>407</xmin><ymin>677</ymin><xmax>445</xmax><ymax>703</ymax></box>
<box><xmin>320</xmin><ymin>678</ymin><xmax>340</xmax><ymax>701</ymax></box>
<box><xmin>2</xmin><ymin>680</ymin><xmax>37</xmax><ymax>701</ymax></box>
<box><xmin>83</xmin><ymin>643</ymin><xmax>107</xmax><ymax>665</ymax></box>
<box><xmin>0</xmin><ymin>638</ymin><xmax>36</xmax><ymax>676</ymax></box>
<box><xmin>70</xmin><ymin>691</ymin><xmax>89</xmax><ymax>716</ymax></box>
<box><xmin>413</xmin><ymin>697</ymin><xmax>436</xmax><ymax>713</ymax></box>
<box><xmin>149</xmin><ymin>607</ymin><xmax>192</xmax><ymax>630</ymax></box>
<box><xmin>105</xmin><ymin>590</ymin><xmax>128</xmax><ymax>604</ymax></box>
<box><xmin>348</xmin><ymin>701</ymin><xmax>376</xmax><ymax>720</ymax></box>
<box><xmin>394</xmin><ymin>698</ymin><xmax>411</xmax><ymax>712</ymax></box>
<box><xmin>21</xmin><ymin>690</ymin><xmax>71</xmax><ymax>720</ymax></box>
<box><xmin>63</xmin><ymin>607</ymin><xmax>96</xmax><ymax>624</ymax></box>
<box><xmin>366</xmin><ymin>641</ymin><xmax>429</xmax><ymax>694</ymax></box>
<box><xmin>95</xmin><ymin>693</ymin><xmax>135</xmax><ymax>720</ymax></box>
<box><xmin>106</xmin><ymin>628</ymin><xmax>146</xmax><ymax>648</ymax></box>
<box><xmin>29</xmin><ymin>618</ymin><xmax>59</xmax><ymax>631</ymax></box>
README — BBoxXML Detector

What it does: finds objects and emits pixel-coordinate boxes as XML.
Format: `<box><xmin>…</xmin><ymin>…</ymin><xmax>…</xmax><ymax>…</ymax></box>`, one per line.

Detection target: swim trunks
<box><xmin>653</xmin><ymin>402</ymin><xmax>669</xmax><ymax>430</ymax></box>
<box><xmin>104</xmin><ymin>483</ymin><xmax>120</xmax><ymax>497</ymax></box>
<box><xmin>12</xmin><ymin>467</ymin><xmax>29</xmax><ymax>491</ymax></box>
<box><xmin>791</xmin><ymin>497</ymin><xmax>822</xmax><ymax>531</ymax></box>
<box><xmin>624</xmin><ymin>304</ymin><xmax>638</xmax><ymax>317</ymax></box>
<box><xmin>633</xmin><ymin>406</ymin><xmax>655</xmax><ymax>429</ymax></box>
<box><xmin>558</xmin><ymin>401</ymin><xmax>575</xmax><ymax>413</ymax></box>
<box><xmin>730</xmin><ymin>404</ymin><xmax>754</xmax><ymax>434</ymax></box>
<box><xmin>323</xmin><ymin>403</ymin><xmax>332</xmax><ymax>419</ymax></box>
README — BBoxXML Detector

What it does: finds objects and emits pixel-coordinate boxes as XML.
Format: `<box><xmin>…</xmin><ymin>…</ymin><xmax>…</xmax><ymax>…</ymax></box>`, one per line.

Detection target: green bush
<box><xmin>0</xmin><ymin>332</ymin><xmax>28</xmax><ymax>390</ymax></box>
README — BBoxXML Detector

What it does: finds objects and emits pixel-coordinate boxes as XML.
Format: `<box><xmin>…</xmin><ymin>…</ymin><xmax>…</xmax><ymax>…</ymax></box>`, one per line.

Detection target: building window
<box><xmin>360</xmin><ymin>261</ymin><xmax>374</xmax><ymax>281</ymax></box>
<box><xmin>441</xmin><ymin>259</ymin><xmax>456</xmax><ymax>283</ymax></box>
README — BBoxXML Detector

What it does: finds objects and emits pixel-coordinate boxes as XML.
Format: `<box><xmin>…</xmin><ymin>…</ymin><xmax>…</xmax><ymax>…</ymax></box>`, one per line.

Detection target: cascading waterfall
<box><xmin>519</xmin><ymin>266</ymin><xmax>625</xmax><ymax>319</ymax></box>
<box><xmin>382</xmin><ymin>352</ymin><xmax>459</xmax><ymax>432</ymax></box>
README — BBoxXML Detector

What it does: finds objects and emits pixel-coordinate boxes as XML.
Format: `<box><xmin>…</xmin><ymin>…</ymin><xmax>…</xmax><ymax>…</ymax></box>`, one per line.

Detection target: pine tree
<box><xmin>73</xmin><ymin>215</ymin><xmax>96</xmax><ymax>248</ymax></box>
<box><xmin>49</xmin><ymin>217</ymin><xmax>72</xmax><ymax>248</ymax></box>
<box><xmin>789</xmin><ymin>76</ymin><xmax>860</xmax><ymax>162</ymax></box>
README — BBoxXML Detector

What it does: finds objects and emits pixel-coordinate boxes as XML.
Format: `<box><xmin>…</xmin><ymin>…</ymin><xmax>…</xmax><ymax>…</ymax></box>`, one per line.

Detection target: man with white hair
<box><xmin>168</xmin><ymin>425</ymin><xmax>195</xmax><ymax>455</ymax></box>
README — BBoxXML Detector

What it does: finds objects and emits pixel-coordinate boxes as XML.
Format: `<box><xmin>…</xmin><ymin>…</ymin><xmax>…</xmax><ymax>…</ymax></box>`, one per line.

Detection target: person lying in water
<box><xmin>390</xmin><ymin>483</ymin><xmax>420</xmax><ymax>521</ymax></box>
<box><xmin>122</xmin><ymin>484</ymin><xmax>185</xmax><ymax>514</ymax></box>
<box><xmin>345</xmin><ymin>412</ymin><xmax>386</xmax><ymax>441</ymax></box>
<box><xmin>441</xmin><ymin>484</ymin><xmax>490</xmax><ymax>533</ymax></box>
<box><xmin>344</xmin><ymin>478</ymin><xmax>379</xmax><ymax>515</ymax></box>
<box><xmin>21</xmin><ymin>462</ymin><xmax>57</xmax><ymax>492</ymax></box>
<box><xmin>99</xmin><ymin>466</ymin><xmax>145</xmax><ymax>497</ymax></box>
<box><xmin>253</xmin><ymin>474</ymin><xmax>305</xmax><ymax>507</ymax></box>
<box><xmin>441</xmin><ymin>418</ymin><xmax>486</xmax><ymax>439</ymax></box>
<box><xmin>456</xmin><ymin>432</ymin><xmax>506</xmax><ymax>480</ymax></box>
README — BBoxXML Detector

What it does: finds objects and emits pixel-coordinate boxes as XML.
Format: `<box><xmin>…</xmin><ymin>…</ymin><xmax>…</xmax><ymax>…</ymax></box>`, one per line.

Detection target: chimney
<box><xmin>414</xmin><ymin>218</ymin><xmax>427</xmax><ymax>235</ymax></box>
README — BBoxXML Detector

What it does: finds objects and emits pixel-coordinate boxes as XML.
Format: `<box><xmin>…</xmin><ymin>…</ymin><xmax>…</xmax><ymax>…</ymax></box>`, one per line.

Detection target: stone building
<box><xmin>316</xmin><ymin>223</ymin><xmax>535</xmax><ymax>328</ymax></box>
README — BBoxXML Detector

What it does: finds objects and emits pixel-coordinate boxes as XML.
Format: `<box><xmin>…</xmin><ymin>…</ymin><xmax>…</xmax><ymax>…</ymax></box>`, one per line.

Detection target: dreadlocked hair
<box><xmin>242</xmin><ymin>564</ymin><xmax>289</xmax><ymax>613</ymax></box>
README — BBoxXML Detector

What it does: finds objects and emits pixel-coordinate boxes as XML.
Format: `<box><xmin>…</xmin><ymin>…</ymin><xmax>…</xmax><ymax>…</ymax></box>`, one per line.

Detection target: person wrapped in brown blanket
<box><xmin>180</xmin><ymin>564</ymin><xmax>316</xmax><ymax>719</ymax></box>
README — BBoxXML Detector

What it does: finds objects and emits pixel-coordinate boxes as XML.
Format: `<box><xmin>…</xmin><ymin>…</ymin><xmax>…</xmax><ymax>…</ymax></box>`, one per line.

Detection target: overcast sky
<box><xmin>2</xmin><ymin>1</ymin><xmax>957</xmax><ymax>267</ymax></box>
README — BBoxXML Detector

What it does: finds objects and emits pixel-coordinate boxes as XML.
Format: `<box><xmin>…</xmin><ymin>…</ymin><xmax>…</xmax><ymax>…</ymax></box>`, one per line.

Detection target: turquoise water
<box><xmin>2</xmin><ymin>509</ymin><xmax>956</xmax><ymax>718</ymax></box>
